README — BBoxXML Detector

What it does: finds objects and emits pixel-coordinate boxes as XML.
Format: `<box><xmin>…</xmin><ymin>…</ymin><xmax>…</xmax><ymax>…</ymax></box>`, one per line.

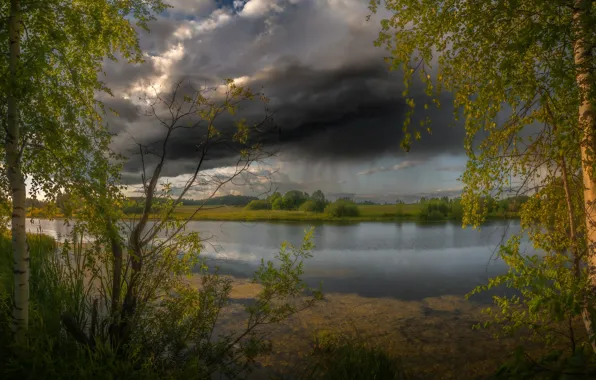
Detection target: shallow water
<box><xmin>27</xmin><ymin>219</ymin><xmax>530</xmax><ymax>302</ymax></box>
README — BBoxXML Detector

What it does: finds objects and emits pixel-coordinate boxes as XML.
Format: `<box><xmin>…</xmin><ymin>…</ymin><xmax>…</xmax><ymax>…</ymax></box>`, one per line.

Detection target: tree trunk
<box><xmin>110</xmin><ymin>229</ymin><xmax>122</xmax><ymax>318</ymax></box>
<box><xmin>118</xmin><ymin>163</ymin><xmax>163</xmax><ymax>343</ymax></box>
<box><xmin>108</xmin><ymin>220</ymin><xmax>123</xmax><ymax>347</ymax></box>
<box><xmin>574</xmin><ymin>0</ymin><xmax>596</xmax><ymax>353</ymax></box>
<box><xmin>6</xmin><ymin>0</ymin><xmax>29</xmax><ymax>346</ymax></box>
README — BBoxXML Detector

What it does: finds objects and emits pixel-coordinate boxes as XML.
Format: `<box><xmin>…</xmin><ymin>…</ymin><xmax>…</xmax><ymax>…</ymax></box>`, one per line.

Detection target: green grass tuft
<box><xmin>305</xmin><ymin>331</ymin><xmax>410</xmax><ymax>380</ymax></box>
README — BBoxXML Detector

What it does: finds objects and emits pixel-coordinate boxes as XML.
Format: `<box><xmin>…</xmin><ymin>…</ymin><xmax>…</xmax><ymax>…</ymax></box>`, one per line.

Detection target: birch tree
<box><xmin>370</xmin><ymin>0</ymin><xmax>596</xmax><ymax>372</ymax></box>
<box><xmin>1</xmin><ymin>0</ymin><xmax>168</xmax><ymax>345</ymax></box>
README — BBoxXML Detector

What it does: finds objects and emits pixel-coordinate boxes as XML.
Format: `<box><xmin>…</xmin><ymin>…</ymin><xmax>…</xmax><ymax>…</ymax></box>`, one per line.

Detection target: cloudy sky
<box><xmin>100</xmin><ymin>0</ymin><xmax>467</xmax><ymax>202</ymax></box>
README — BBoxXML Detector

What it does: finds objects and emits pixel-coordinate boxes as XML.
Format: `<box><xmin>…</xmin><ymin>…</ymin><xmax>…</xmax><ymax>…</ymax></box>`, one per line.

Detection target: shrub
<box><xmin>324</xmin><ymin>200</ymin><xmax>360</xmax><ymax>217</ymax></box>
<box><xmin>0</xmin><ymin>228</ymin><xmax>322</xmax><ymax>380</ymax></box>
<box><xmin>300</xmin><ymin>200</ymin><xmax>326</xmax><ymax>213</ymax></box>
<box><xmin>244</xmin><ymin>199</ymin><xmax>271</xmax><ymax>210</ymax></box>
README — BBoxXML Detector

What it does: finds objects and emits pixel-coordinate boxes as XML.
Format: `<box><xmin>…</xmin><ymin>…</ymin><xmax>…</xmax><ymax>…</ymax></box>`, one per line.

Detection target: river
<box><xmin>27</xmin><ymin>218</ymin><xmax>529</xmax><ymax>302</ymax></box>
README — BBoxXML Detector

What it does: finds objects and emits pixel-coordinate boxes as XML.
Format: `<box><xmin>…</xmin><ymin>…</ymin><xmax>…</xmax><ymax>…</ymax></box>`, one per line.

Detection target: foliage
<box><xmin>311</xmin><ymin>190</ymin><xmax>326</xmax><ymax>203</ymax></box>
<box><xmin>300</xmin><ymin>200</ymin><xmax>324</xmax><ymax>213</ymax></box>
<box><xmin>418</xmin><ymin>197</ymin><xmax>450</xmax><ymax>220</ymax></box>
<box><xmin>324</xmin><ymin>200</ymin><xmax>360</xmax><ymax>218</ymax></box>
<box><xmin>267</xmin><ymin>192</ymin><xmax>283</xmax><ymax>203</ymax></box>
<box><xmin>245</xmin><ymin>199</ymin><xmax>272</xmax><ymax>210</ymax></box>
<box><xmin>272</xmin><ymin>197</ymin><xmax>284</xmax><ymax>210</ymax></box>
<box><xmin>305</xmin><ymin>331</ymin><xmax>409</xmax><ymax>380</ymax></box>
<box><xmin>243</xmin><ymin>190</ymin><xmax>330</xmax><ymax>213</ymax></box>
<box><xmin>66</xmin><ymin>76</ymin><xmax>275</xmax><ymax>350</ymax></box>
<box><xmin>0</xmin><ymin>233</ymin><xmax>159</xmax><ymax>379</ymax></box>
<box><xmin>0</xmin><ymin>227</ymin><xmax>322</xmax><ymax>379</ymax></box>
<box><xmin>0</xmin><ymin>0</ymin><xmax>170</xmax><ymax>344</ymax></box>
<box><xmin>282</xmin><ymin>190</ymin><xmax>310</xmax><ymax>210</ymax></box>
<box><xmin>370</xmin><ymin>0</ymin><xmax>596</xmax><ymax>376</ymax></box>
<box><xmin>467</xmin><ymin>237</ymin><xmax>596</xmax><ymax>377</ymax></box>
<box><xmin>0</xmin><ymin>0</ymin><xmax>170</xmax><ymax>204</ymax></box>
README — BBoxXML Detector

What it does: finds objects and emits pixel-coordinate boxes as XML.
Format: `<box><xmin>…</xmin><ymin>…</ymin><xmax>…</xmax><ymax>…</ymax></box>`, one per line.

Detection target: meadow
<box><xmin>27</xmin><ymin>203</ymin><xmax>519</xmax><ymax>222</ymax></box>
<box><xmin>166</xmin><ymin>203</ymin><xmax>515</xmax><ymax>222</ymax></box>
<box><xmin>168</xmin><ymin>204</ymin><xmax>415</xmax><ymax>222</ymax></box>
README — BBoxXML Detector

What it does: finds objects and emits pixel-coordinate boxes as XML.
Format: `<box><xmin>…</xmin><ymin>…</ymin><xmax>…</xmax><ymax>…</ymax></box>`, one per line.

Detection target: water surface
<box><xmin>27</xmin><ymin>219</ymin><xmax>530</xmax><ymax>301</ymax></box>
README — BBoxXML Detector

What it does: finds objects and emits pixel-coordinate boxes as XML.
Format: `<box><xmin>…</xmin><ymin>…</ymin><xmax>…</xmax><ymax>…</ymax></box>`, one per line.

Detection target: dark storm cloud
<box><xmin>111</xmin><ymin>59</ymin><xmax>464</xmax><ymax>175</ymax></box>
<box><xmin>243</xmin><ymin>60</ymin><xmax>465</xmax><ymax>160</ymax></box>
<box><xmin>109</xmin><ymin>80</ymin><xmax>277</xmax><ymax>180</ymax></box>
<box><xmin>102</xmin><ymin>0</ymin><xmax>466</xmax><ymax>180</ymax></box>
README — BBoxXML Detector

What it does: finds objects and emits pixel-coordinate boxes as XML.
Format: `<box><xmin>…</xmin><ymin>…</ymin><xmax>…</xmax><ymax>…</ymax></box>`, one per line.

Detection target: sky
<box><xmin>99</xmin><ymin>0</ymin><xmax>469</xmax><ymax>203</ymax></box>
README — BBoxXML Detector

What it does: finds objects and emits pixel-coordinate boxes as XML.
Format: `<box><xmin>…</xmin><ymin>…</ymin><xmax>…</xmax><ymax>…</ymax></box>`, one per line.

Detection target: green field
<box><xmin>28</xmin><ymin>202</ymin><xmax>518</xmax><ymax>223</ymax></box>
<box><xmin>162</xmin><ymin>203</ymin><xmax>516</xmax><ymax>222</ymax></box>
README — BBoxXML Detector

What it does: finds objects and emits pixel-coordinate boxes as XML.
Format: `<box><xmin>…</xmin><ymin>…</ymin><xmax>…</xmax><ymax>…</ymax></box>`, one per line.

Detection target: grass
<box><xmin>163</xmin><ymin>204</ymin><xmax>518</xmax><ymax>223</ymax></box>
<box><xmin>302</xmin><ymin>331</ymin><xmax>410</xmax><ymax>380</ymax></box>
<box><xmin>0</xmin><ymin>232</ymin><xmax>168</xmax><ymax>380</ymax></box>
<box><xmin>28</xmin><ymin>203</ymin><xmax>519</xmax><ymax>223</ymax></box>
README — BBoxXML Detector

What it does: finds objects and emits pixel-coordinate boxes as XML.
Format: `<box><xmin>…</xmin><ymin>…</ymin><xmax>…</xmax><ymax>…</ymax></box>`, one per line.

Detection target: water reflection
<box><xmin>27</xmin><ymin>219</ymin><xmax>529</xmax><ymax>302</ymax></box>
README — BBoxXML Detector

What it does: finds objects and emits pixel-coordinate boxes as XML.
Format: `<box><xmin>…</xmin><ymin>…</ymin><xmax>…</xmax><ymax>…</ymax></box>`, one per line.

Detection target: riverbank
<box><xmin>129</xmin><ymin>204</ymin><xmax>520</xmax><ymax>223</ymax></box>
<box><xmin>27</xmin><ymin>204</ymin><xmax>520</xmax><ymax>223</ymax></box>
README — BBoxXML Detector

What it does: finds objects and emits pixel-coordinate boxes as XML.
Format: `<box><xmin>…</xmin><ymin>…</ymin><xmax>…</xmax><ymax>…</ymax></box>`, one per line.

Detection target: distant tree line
<box><xmin>179</xmin><ymin>195</ymin><xmax>258</xmax><ymax>206</ymax></box>
<box><xmin>357</xmin><ymin>200</ymin><xmax>378</xmax><ymax>205</ymax></box>
<box><xmin>27</xmin><ymin>193</ymin><xmax>528</xmax><ymax>221</ymax></box>
<box><xmin>244</xmin><ymin>190</ymin><xmax>360</xmax><ymax>217</ymax></box>
<box><xmin>417</xmin><ymin>195</ymin><xmax>530</xmax><ymax>220</ymax></box>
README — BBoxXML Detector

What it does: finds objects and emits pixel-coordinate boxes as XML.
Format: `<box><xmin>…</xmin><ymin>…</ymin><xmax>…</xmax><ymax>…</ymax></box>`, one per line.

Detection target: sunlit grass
<box><xmin>170</xmin><ymin>204</ymin><xmax>432</xmax><ymax>222</ymax></box>
<box><xmin>27</xmin><ymin>203</ymin><xmax>518</xmax><ymax>222</ymax></box>
<box><xmin>167</xmin><ymin>204</ymin><xmax>515</xmax><ymax>222</ymax></box>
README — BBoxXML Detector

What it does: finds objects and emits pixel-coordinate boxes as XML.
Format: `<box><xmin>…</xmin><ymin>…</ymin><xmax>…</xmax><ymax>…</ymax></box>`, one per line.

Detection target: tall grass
<box><xmin>0</xmin><ymin>233</ymin><xmax>60</xmax><ymax>340</ymax></box>
<box><xmin>0</xmin><ymin>233</ymin><xmax>162</xmax><ymax>380</ymax></box>
<box><xmin>300</xmin><ymin>331</ymin><xmax>409</xmax><ymax>380</ymax></box>
<box><xmin>0</xmin><ymin>230</ymin><xmax>328</xmax><ymax>380</ymax></box>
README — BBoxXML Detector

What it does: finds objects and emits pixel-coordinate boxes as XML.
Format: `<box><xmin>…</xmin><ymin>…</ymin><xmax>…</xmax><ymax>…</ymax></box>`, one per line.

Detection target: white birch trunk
<box><xmin>574</xmin><ymin>0</ymin><xmax>596</xmax><ymax>353</ymax></box>
<box><xmin>6</xmin><ymin>0</ymin><xmax>29</xmax><ymax>346</ymax></box>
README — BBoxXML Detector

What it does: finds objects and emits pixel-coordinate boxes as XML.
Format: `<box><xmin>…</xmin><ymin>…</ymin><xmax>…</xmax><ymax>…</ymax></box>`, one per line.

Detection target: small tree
<box><xmin>245</xmin><ymin>199</ymin><xmax>271</xmax><ymax>210</ymax></box>
<box><xmin>324</xmin><ymin>200</ymin><xmax>360</xmax><ymax>218</ymax></box>
<box><xmin>267</xmin><ymin>191</ymin><xmax>282</xmax><ymax>203</ymax></box>
<box><xmin>311</xmin><ymin>190</ymin><xmax>326</xmax><ymax>203</ymax></box>
<box><xmin>272</xmin><ymin>197</ymin><xmax>283</xmax><ymax>210</ymax></box>
<box><xmin>282</xmin><ymin>190</ymin><xmax>309</xmax><ymax>210</ymax></box>
<box><xmin>56</xmin><ymin>78</ymin><xmax>323</xmax><ymax>377</ymax></box>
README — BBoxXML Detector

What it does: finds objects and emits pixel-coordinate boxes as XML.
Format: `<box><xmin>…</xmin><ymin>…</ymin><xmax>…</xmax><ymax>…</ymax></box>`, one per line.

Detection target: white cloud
<box><xmin>193</xmin><ymin>9</ymin><xmax>233</xmax><ymax>34</ymax></box>
<box><xmin>240</xmin><ymin>0</ymin><xmax>284</xmax><ymax>18</ymax></box>
<box><xmin>123</xmin><ymin>42</ymin><xmax>186</xmax><ymax>102</ymax></box>
<box><xmin>102</xmin><ymin>0</ymin><xmax>466</xmax><ymax>199</ymax></box>
<box><xmin>122</xmin><ymin>163</ymin><xmax>277</xmax><ymax>200</ymax></box>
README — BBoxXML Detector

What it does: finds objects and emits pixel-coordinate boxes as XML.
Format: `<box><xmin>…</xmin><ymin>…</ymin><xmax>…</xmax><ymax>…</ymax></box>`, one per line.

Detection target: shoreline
<box><xmin>27</xmin><ymin>203</ymin><xmax>520</xmax><ymax>224</ymax></box>
<box><xmin>26</xmin><ymin>213</ymin><xmax>520</xmax><ymax>224</ymax></box>
<box><xmin>27</xmin><ymin>204</ymin><xmax>521</xmax><ymax>224</ymax></box>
